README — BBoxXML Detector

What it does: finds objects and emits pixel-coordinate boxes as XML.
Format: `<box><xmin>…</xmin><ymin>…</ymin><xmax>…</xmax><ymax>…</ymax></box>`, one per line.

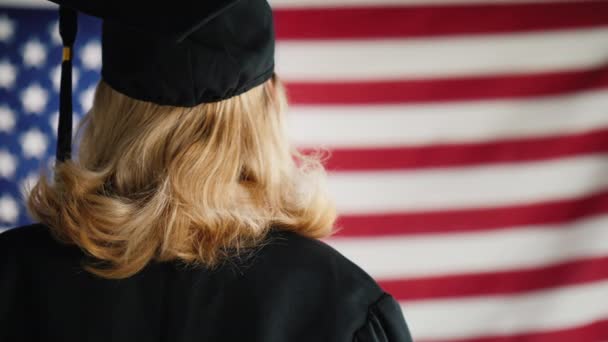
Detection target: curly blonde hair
<box><xmin>26</xmin><ymin>74</ymin><xmax>337</xmax><ymax>279</ymax></box>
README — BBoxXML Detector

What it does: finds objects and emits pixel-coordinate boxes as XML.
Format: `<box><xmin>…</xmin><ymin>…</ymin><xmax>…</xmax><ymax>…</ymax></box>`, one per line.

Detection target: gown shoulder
<box><xmin>261</xmin><ymin>229</ymin><xmax>414</xmax><ymax>341</ymax></box>
<box><xmin>354</xmin><ymin>292</ymin><xmax>414</xmax><ymax>342</ymax></box>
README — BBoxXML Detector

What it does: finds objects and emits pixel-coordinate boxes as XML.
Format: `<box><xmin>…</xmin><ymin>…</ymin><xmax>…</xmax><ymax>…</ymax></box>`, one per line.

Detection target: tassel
<box><xmin>56</xmin><ymin>6</ymin><xmax>78</xmax><ymax>163</ymax></box>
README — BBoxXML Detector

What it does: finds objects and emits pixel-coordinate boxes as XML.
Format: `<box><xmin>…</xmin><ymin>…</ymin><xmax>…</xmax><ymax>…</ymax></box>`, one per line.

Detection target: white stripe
<box><xmin>328</xmin><ymin>154</ymin><xmax>608</xmax><ymax>214</ymax></box>
<box><xmin>401</xmin><ymin>279</ymin><xmax>608</xmax><ymax>341</ymax></box>
<box><xmin>327</xmin><ymin>213</ymin><xmax>608</xmax><ymax>279</ymax></box>
<box><xmin>277</xmin><ymin>27</ymin><xmax>608</xmax><ymax>81</ymax></box>
<box><xmin>271</xmin><ymin>0</ymin><xmax>577</xmax><ymax>9</ymax></box>
<box><xmin>288</xmin><ymin>88</ymin><xmax>608</xmax><ymax>148</ymax></box>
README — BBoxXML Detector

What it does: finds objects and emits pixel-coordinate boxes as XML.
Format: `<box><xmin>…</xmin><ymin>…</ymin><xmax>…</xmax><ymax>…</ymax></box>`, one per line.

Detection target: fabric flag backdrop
<box><xmin>1</xmin><ymin>0</ymin><xmax>608</xmax><ymax>341</ymax></box>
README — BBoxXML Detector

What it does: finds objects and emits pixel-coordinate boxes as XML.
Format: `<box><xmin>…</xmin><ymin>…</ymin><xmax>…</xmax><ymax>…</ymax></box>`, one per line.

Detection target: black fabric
<box><xmin>354</xmin><ymin>294</ymin><xmax>414</xmax><ymax>342</ymax></box>
<box><xmin>56</xmin><ymin>6</ymin><xmax>77</xmax><ymax>163</ymax></box>
<box><xmin>48</xmin><ymin>0</ymin><xmax>275</xmax><ymax>106</ymax></box>
<box><xmin>0</xmin><ymin>224</ymin><xmax>413</xmax><ymax>342</ymax></box>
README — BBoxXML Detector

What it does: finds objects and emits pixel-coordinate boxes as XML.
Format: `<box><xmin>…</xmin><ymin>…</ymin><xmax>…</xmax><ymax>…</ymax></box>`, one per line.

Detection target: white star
<box><xmin>49</xmin><ymin>111</ymin><xmax>81</xmax><ymax>137</ymax></box>
<box><xmin>21</xmin><ymin>83</ymin><xmax>49</xmax><ymax>114</ymax></box>
<box><xmin>80</xmin><ymin>41</ymin><xmax>102</xmax><ymax>70</ymax></box>
<box><xmin>0</xmin><ymin>60</ymin><xmax>17</xmax><ymax>89</ymax></box>
<box><xmin>0</xmin><ymin>194</ymin><xmax>19</xmax><ymax>224</ymax></box>
<box><xmin>80</xmin><ymin>85</ymin><xmax>96</xmax><ymax>112</ymax></box>
<box><xmin>0</xmin><ymin>106</ymin><xmax>16</xmax><ymax>133</ymax></box>
<box><xmin>50</xmin><ymin>64</ymin><xmax>80</xmax><ymax>92</ymax></box>
<box><xmin>19</xmin><ymin>172</ymin><xmax>40</xmax><ymax>199</ymax></box>
<box><xmin>0</xmin><ymin>15</ymin><xmax>15</xmax><ymax>43</ymax></box>
<box><xmin>22</xmin><ymin>39</ymin><xmax>47</xmax><ymax>68</ymax></box>
<box><xmin>20</xmin><ymin>128</ymin><xmax>48</xmax><ymax>159</ymax></box>
<box><xmin>0</xmin><ymin>149</ymin><xmax>17</xmax><ymax>179</ymax></box>
<box><xmin>49</xmin><ymin>20</ymin><xmax>61</xmax><ymax>45</ymax></box>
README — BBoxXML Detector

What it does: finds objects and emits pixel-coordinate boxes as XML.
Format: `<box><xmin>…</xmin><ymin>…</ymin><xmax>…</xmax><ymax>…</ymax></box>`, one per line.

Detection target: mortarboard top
<box><xmin>47</xmin><ymin>0</ymin><xmax>276</xmax><ymax>162</ymax></box>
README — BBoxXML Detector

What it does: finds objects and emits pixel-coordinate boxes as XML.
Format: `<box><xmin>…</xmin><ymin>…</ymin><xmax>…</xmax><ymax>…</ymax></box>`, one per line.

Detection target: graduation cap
<box><xmin>50</xmin><ymin>0</ymin><xmax>276</xmax><ymax>163</ymax></box>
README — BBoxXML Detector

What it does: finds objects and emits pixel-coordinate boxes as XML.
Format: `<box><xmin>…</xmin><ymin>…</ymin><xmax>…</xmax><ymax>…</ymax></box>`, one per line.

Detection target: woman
<box><xmin>0</xmin><ymin>0</ymin><xmax>414</xmax><ymax>341</ymax></box>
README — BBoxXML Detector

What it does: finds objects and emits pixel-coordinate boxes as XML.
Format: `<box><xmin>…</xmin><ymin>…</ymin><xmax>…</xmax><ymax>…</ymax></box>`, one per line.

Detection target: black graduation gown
<box><xmin>0</xmin><ymin>223</ymin><xmax>414</xmax><ymax>342</ymax></box>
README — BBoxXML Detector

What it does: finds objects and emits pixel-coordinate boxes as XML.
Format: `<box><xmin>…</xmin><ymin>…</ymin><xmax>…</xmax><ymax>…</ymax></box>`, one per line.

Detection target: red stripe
<box><xmin>381</xmin><ymin>255</ymin><xmax>608</xmax><ymax>301</ymax></box>
<box><xmin>274</xmin><ymin>2</ymin><xmax>608</xmax><ymax>40</ymax></box>
<box><xmin>286</xmin><ymin>67</ymin><xmax>608</xmax><ymax>105</ymax></box>
<box><xmin>420</xmin><ymin>318</ymin><xmax>608</xmax><ymax>342</ymax></box>
<box><xmin>303</xmin><ymin>127</ymin><xmax>608</xmax><ymax>172</ymax></box>
<box><xmin>333</xmin><ymin>188</ymin><xmax>608</xmax><ymax>237</ymax></box>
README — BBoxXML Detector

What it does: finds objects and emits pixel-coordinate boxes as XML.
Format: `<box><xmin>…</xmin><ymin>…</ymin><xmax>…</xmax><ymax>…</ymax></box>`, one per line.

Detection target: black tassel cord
<box><xmin>55</xmin><ymin>7</ymin><xmax>77</xmax><ymax>163</ymax></box>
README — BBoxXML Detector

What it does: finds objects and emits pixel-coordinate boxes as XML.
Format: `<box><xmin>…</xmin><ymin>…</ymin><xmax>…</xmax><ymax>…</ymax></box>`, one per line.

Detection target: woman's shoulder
<box><xmin>0</xmin><ymin>223</ymin><xmax>81</xmax><ymax>265</ymax></box>
<box><xmin>255</xmin><ymin>228</ymin><xmax>383</xmax><ymax>293</ymax></box>
<box><xmin>0</xmin><ymin>223</ymin><xmax>53</xmax><ymax>252</ymax></box>
<box><xmin>240</xmin><ymin>228</ymin><xmax>413</xmax><ymax>341</ymax></box>
<box><xmin>239</xmin><ymin>228</ymin><xmax>386</xmax><ymax>309</ymax></box>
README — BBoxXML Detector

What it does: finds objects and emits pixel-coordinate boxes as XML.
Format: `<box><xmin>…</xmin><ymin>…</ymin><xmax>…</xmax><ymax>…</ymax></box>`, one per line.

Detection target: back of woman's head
<box><xmin>26</xmin><ymin>75</ymin><xmax>337</xmax><ymax>279</ymax></box>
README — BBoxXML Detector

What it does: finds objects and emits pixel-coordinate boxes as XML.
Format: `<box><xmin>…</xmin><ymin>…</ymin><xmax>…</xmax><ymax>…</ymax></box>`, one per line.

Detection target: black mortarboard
<box><xmin>49</xmin><ymin>0</ymin><xmax>275</xmax><ymax>162</ymax></box>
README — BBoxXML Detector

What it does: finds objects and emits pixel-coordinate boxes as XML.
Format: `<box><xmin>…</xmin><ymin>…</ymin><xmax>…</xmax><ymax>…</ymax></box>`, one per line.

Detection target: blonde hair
<box><xmin>26</xmin><ymin>74</ymin><xmax>337</xmax><ymax>279</ymax></box>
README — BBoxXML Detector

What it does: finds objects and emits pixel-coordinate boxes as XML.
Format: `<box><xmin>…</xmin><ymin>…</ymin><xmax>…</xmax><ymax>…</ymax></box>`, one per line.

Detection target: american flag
<box><xmin>2</xmin><ymin>0</ymin><xmax>608</xmax><ymax>341</ymax></box>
